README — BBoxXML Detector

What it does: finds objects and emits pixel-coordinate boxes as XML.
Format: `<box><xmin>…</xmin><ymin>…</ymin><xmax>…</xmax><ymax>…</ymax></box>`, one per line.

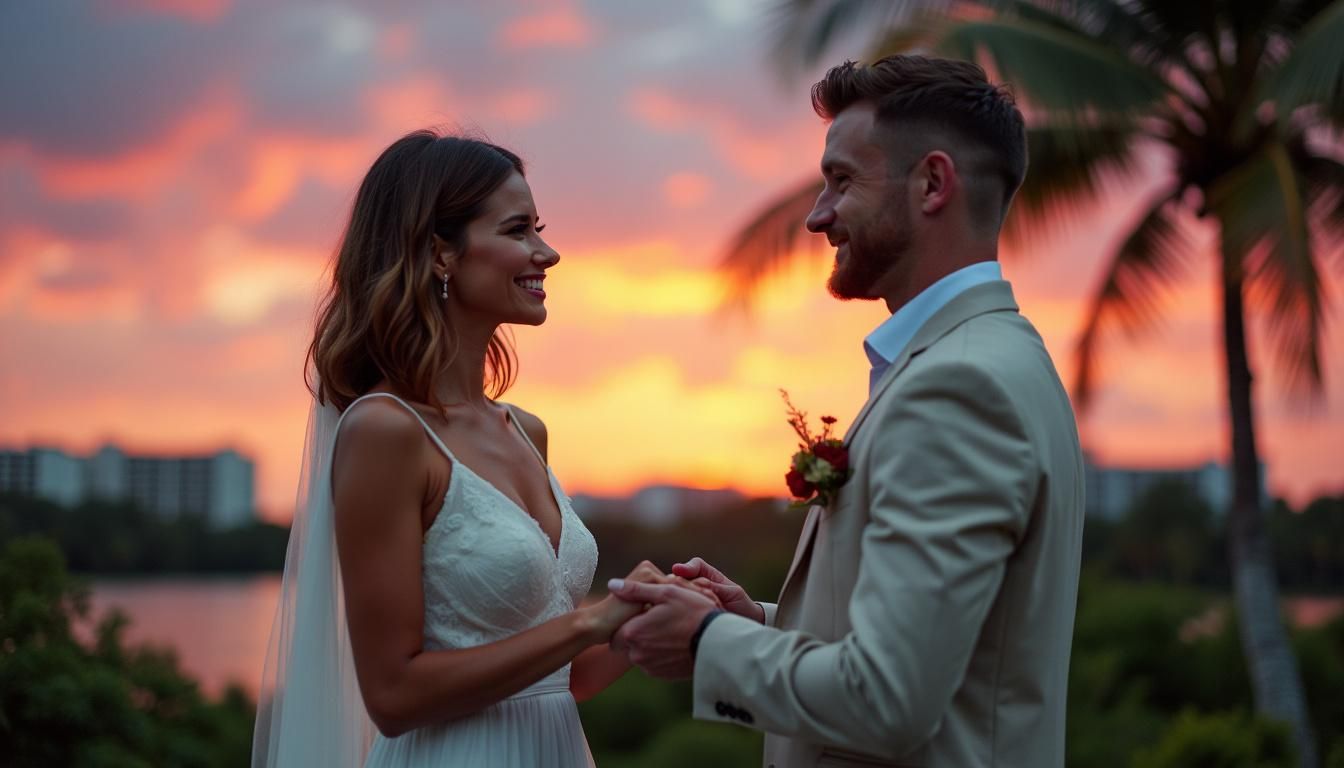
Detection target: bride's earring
<box><xmin>441</xmin><ymin>272</ymin><xmax>449</xmax><ymax>300</ymax></box>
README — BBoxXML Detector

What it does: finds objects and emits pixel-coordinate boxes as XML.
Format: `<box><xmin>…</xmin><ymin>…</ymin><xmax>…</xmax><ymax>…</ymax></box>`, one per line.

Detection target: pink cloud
<box><xmin>102</xmin><ymin>0</ymin><xmax>230</xmax><ymax>23</ymax></box>
<box><xmin>377</xmin><ymin>23</ymin><xmax>417</xmax><ymax>60</ymax></box>
<box><xmin>488</xmin><ymin>89</ymin><xmax>554</xmax><ymax>126</ymax></box>
<box><xmin>497</xmin><ymin>6</ymin><xmax>596</xmax><ymax>50</ymax></box>
<box><xmin>628</xmin><ymin>87</ymin><xmax>825</xmax><ymax>181</ymax></box>
<box><xmin>363</xmin><ymin>76</ymin><xmax>458</xmax><ymax>136</ymax></box>
<box><xmin>662</xmin><ymin>171</ymin><xmax>712</xmax><ymax>208</ymax></box>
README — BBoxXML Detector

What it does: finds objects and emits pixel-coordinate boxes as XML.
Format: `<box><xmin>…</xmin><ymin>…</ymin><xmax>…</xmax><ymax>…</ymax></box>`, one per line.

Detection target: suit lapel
<box><xmin>777</xmin><ymin>504</ymin><xmax>822</xmax><ymax>605</ymax></box>
<box><xmin>776</xmin><ymin>281</ymin><xmax>1020</xmax><ymax>607</ymax></box>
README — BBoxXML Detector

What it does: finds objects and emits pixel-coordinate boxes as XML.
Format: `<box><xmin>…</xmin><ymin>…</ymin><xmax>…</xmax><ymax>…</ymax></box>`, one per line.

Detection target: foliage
<box><xmin>1132</xmin><ymin>710</ymin><xmax>1295</xmax><ymax>768</ymax></box>
<box><xmin>1272</xmin><ymin>495</ymin><xmax>1344</xmax><ymax>591</ymax></box>
<box><xmin>1082</xmin><ymin>488</ymin><xmax>1344</xmax><ymax>593</ymax></box>
<box><xmin>1099</xmin><ymin>479</ymin><xmax>1227</xmax><ymax>586</ymax></box>
<box><xmin>579</xmin><ymin>671</ymin><xmax>762</xmax><ymax>768</ymax></box>
<box><xmin>0</xmin><ymin>493</ymin><xmax>289</xmax><ymax>574</ymax></box>
<box><xmin>0</xmin><ymin>536</ymin><xmax>254</xmax><ymax>767</ymax></box>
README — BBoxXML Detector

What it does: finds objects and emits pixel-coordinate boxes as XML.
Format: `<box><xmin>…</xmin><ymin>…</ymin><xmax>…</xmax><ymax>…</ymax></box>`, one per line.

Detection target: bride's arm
<box><xmin>569</xmin><ymin>644</ymin><xmax>633</xmax><ymax>702</ymax></box>
<box><xmin>332</xmin><ymin>402</ymin><xmax>648</xmax><ymax>737</ymax></box>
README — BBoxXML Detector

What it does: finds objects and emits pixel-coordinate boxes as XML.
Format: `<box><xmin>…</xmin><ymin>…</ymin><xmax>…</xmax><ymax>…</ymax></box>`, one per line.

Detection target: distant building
<box><xmin>1083</xmin><ymin>454</ymin><xmax>1267</xmax><ymax>521</ymax></box>
<box><xmin>0</xmin><ymin>444</ymin><xmax>256</xmax><ymax>528</ymax></box>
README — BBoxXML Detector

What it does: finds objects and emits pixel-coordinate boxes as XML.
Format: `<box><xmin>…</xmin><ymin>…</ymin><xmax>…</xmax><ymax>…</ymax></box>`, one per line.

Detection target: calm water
<box><xmin>84</xmin><ymin>576</ymin><xmax>1343</xmax><ymax>701</ymax></box>
<box><xmin>85</xmin><ymin>574</ymin><xmax>282</xmax><ymax>697</ymax></box>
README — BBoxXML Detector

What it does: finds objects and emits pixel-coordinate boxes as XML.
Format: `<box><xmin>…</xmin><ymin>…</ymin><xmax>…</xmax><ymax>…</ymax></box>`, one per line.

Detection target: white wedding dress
<box><xmin>344</xmin><ymin>393</ymin><xmax>600</xmax><ymax>767</ymax></box>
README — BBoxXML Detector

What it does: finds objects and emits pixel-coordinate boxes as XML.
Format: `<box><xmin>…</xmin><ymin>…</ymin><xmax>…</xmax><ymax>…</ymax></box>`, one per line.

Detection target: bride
<box><xmin>252</xmin><ymin>130</ymin><xmax>713</xmax><ymax>767</ymax></box>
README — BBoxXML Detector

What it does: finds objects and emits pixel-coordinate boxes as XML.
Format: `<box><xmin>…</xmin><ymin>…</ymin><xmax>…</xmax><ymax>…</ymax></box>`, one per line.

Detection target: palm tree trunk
<box><xmin>1222</xmin><ymin>269</ymin><xmax>1318</xmax><ymax>768</ymax></box>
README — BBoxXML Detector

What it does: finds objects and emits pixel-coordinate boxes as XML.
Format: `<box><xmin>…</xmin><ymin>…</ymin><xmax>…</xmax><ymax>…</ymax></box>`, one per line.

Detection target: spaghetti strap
<box><xmin>340</xmin><ymin>392</ymin><xmax>457</xmax><ymax>461</ymax></box>
<box><xmin>502</xmin><ymin>403</ymin><xmax>547</xmax><ymax>466</ymax></box>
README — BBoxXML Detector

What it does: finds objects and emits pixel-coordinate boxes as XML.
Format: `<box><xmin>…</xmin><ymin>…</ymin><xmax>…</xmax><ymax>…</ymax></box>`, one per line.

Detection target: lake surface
<box><xmin>85</xmin><ymin>574</ymin><xmax>282</xmax><ymax>697</ymax></box>
<box><xmin>84</xmin><ymin>575</ymin><xmax>1344</xmax><ymax>700</ymax></box>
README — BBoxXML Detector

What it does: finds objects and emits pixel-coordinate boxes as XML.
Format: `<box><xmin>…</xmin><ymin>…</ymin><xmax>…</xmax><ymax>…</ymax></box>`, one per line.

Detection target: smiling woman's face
<box><xmin>447</xmin><ymin>171</ymin><xmax>560</xmax><ymax>327</ymax></box>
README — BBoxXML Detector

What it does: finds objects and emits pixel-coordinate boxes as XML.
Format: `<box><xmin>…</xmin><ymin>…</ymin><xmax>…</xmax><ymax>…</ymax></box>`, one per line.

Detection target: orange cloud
<box><xmin>230</xmin><ymin>133</ymin><xmax>371</xmax><ymax>220</ymax></box>
<box><xmin>33</xmin><ymin>92</ymin><xmax>241</xmax><ymax>201</ymax></box>
<box><xmin>497</xmin><ymin>7</ymin><xmax>596</xmax><ymax>50</ymax></box>
<box><xmin>233</xmin><ymin>144</ymin><xmax>302</xmax><ymax>221</ymax></box>
<box><xmin>197</xmin><ymin>228</ymin><xmax>327</xmax><ymax>324</ymax></box>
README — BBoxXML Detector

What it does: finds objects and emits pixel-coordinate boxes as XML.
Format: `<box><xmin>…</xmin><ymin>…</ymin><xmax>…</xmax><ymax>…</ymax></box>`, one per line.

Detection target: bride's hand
<box><xmin>582</xmin><ymin>561</ymin><xmax>665</xmax><ymax>641</ymax></box>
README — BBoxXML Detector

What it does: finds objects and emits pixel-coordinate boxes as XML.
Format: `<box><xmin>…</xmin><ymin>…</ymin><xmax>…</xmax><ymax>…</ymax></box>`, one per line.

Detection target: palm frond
<box><xmin>1012</xmin><ymin>0</ymin><xmax>1190</xmax><ymax>67</ymax></box>
<box><xmin>1221</xmin><ymin>0</ymin><xmax>1288</xmax><ymax>42</ymax></box>
<box><xmin>1272</xmin><ymin>0</ymin><xmax>1344</xmax><ymax>35</ymax></box>
<box><xmin>903</xmin><ymin>15</ymin><xmax>1171</xmax><ymax>116</ymax></box>
<box><xmin>717</xmin><ymin>178</ymin><xmax>827</xmax><ymax>308</ymax></box>
<box><xmin>1004</xmin><ymin>119</ymin><xmax>1146</xmax><ymax>248</ymax></box>
<box><xmin>1264</xmin><ymin>0</ymin><xmax>1344</xmax><ymax>124</ymax></box>
<box><xmin>1073</xmin><ymin>188</ymin><xmax>1193</xmax><ymax>408</ymax></box>
<box><xmin>1125</xmin><ymin>0</ymin><xmax>1209</xmax><ymax>45</ymax></box>
<box><xmin>768</xmin><ymin>0</ymin><xmax>955</xmax><ymax>74</ymax></box>
<box><xmin>1207</xmin><ymin>140</ymin><xmax>1328</xmax><ymax>395</ymax></box>
<box><xmin>1296</xmin><ymin>146</ymin><xmax>1344</xmax><ymax>264</ymax></box>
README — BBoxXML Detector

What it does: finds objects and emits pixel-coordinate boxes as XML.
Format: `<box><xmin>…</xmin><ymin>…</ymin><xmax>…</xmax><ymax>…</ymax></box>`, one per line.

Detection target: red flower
<box><xmin>785</xmin><ymin>468</ymin><xmax>816</xmax><ymax>499</ymax></box>
<box><xmin>780</xmin><ymin>391</ymin><xmax>852</xmax><ymax>510</ymax></box>
<box><xmin>812</xmin><ymin>441</ymin><xmax>849</xmax><ymax>475</ymax></box>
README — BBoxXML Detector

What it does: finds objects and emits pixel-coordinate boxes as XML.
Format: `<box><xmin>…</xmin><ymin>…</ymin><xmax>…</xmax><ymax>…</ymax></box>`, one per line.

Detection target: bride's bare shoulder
<box><xmin>336</xmin><ymin>396</ymin><xmax>427</xmax><ymax>455</ymax></box>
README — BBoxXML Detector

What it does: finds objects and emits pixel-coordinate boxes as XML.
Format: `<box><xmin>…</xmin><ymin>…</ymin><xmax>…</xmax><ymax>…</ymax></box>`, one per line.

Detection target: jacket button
<box><xmin>715</xmin><ymin>702</ymin><xmax>728</xmax><ymax>716</ymax></box>
<box><xmin>740</xmin><ymin>709</ymin><xmax>755</xmax><ymax>724</ymax></box>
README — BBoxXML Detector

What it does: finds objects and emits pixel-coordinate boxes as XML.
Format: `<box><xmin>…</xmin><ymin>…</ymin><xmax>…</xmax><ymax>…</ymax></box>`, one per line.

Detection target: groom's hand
<box><xmin>672</xmin><ymin>557</ymin><xmax>765</xmax><ymax>623</ymax></box>
<box><xmin>607</xmin><ymin>578</ymin><xmax>717</xmax><ymax>680</ymax></box>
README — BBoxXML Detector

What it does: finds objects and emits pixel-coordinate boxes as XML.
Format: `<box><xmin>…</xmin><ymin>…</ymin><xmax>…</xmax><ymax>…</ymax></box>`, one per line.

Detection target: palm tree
<box><xmin>722</xmin><ymin>1</ymin><xmax>1344</xmax><ymax>765</ymax></box>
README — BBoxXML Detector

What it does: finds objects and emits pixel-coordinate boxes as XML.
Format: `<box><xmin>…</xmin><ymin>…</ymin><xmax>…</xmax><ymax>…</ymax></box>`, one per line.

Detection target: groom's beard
<box><xmin>828</xmin><ymin>209</ymin><xmax>911</xmax><ymax>301</ymax></box>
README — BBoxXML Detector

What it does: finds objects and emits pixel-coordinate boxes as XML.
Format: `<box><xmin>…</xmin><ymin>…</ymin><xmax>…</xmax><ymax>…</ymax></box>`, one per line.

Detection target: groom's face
<box><xmin>806</xmin><ymin>102</ymin><xmax>912</xmax><ymax>301</ymax></box>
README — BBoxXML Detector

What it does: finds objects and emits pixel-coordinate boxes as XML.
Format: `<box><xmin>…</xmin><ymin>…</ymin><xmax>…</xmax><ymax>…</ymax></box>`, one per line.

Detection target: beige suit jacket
<box><xmin>692</xmin><ymin>280</ymin><xmax>1085</xmax><ymax>767</ymax></box>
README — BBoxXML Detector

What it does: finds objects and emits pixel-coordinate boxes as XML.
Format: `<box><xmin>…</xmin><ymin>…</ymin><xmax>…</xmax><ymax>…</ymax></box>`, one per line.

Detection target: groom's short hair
<box><xmin>812</xmin><ymin>55</ymin><xmax>1028</xmax><ymax>229</ymax></box>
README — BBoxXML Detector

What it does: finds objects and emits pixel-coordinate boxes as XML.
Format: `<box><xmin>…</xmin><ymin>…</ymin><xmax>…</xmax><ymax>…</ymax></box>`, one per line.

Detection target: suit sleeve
<box><xmin>692</xmin><ymin>362</ymin><xmax>1035</xmax><ymax>758</ymax></box>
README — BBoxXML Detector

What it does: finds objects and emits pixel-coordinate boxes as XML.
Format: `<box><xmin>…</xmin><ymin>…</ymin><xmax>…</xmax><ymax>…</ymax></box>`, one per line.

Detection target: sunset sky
<box><xmin>3</xmin><ymin>0</ymin><xmax>1340</xmax><ymax>523</ymax></box>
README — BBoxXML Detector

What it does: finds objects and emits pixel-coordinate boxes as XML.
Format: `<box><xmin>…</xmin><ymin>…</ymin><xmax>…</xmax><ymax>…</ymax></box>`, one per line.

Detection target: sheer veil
<box><xmin>252</xmin><ymin>395</ymin><xmax>375</xmax><ymax>767</ymax></box>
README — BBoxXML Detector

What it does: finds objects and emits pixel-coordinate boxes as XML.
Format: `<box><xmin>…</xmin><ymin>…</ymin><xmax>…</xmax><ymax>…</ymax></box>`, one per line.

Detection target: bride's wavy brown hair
<box><xmin>308</xmin><ymin>130</ymin><xmax>524</xmax><ymax>412</ymax></box>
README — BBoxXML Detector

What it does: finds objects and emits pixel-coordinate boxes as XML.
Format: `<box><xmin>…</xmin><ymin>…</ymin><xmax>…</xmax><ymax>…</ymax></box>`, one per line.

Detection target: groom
<box><xmin>608</xmin><ymin>55</ymin><xmax>1085</xmax><ymax>767</ymax></box>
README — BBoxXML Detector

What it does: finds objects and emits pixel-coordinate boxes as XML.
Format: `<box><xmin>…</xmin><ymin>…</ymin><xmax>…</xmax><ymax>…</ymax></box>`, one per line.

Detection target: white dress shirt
<box><xmin>864</xmin><ymin>261</ymin><xmax>1004</xmax><ymax>396</ymax></box>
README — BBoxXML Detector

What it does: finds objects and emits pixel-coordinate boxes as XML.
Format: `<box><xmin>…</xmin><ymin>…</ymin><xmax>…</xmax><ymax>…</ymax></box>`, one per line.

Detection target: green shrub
<box><xmin>1131</xmin><ymin>710</ymin><xmax>1295</xmax><ymax>768</ymax></box>
<box><xmin>0</xmin><ymin>536</ymin><xmax>254</xmax><ymax>767</ymax></box>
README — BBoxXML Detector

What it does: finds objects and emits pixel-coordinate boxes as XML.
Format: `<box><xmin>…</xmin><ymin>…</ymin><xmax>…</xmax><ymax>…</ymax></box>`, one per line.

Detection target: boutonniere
<box><xmin>780</xmin><ymin>389</ymin><xmax>852</xmax><ymax>511</ymax></box>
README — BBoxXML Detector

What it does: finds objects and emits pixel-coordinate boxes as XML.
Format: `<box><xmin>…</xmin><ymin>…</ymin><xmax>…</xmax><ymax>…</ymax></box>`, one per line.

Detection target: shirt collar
<box><xmin>864</xmin><ymin>261</ymin><xmax>1003</xmax><ymax>369</ymax></box>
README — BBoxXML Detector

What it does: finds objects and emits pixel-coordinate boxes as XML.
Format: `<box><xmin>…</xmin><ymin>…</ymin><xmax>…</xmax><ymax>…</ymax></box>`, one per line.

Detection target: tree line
<box><xmin>0</xmin><ymin>493</ymin><xmax>289</xmax><ymax>574</ymax></box>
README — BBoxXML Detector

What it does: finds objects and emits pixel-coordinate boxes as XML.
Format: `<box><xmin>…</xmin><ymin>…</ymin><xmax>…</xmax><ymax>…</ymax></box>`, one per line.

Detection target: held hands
<box><xmin>607</xmin><ymin>557</ymin><xmax>752</xmax><ymax>680</ymax></box>
<box><xmin>672</xmin><ymin>557</ymin><xmax>764</xmax><ymax>624</ymax></box>
<box><xmin>583</xmin><ymin>561</ymin><xmax>722</xmax><ymax>643</ymax></box>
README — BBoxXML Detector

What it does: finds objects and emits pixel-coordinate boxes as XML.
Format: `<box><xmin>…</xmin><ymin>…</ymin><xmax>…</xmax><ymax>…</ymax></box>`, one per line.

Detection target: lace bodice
<box><xmin>343</xmin><ymin>394</ymin><xmax>598</xmax><ymax>651</ymax></box>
